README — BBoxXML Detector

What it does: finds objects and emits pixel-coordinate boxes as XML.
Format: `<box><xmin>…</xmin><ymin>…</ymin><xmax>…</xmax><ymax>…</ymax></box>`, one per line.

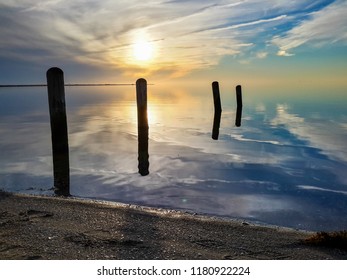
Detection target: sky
<box><xmin>0</xmin><ymin>0</ymin><xmax>347</xmax><ymax>88</ymax></box>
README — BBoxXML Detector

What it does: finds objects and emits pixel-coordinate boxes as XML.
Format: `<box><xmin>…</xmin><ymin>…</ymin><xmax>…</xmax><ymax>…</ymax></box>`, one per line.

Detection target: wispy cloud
<box><xmin>272</xmin><ymin>0</ymin><xmax>347</xmax><ymax>56</ymax></box>
<box><xmin>256</xmin><ymin>51</ymin><xmax>268</xmax><ymax>59</ymax></box>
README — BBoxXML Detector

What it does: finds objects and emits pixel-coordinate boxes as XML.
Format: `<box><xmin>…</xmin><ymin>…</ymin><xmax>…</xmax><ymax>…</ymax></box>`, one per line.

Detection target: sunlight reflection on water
<box><xmin>1</xmin><ymin>85</ymin><xmax>347</xmax><ymax>231</ymax></box>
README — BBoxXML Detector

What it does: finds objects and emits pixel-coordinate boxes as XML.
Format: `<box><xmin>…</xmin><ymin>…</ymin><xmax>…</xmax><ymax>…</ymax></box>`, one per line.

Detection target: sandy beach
<box><xmin>0</xmin><ymin>191</ymin><xmax>346</xmax><ymax>260</ymax></box>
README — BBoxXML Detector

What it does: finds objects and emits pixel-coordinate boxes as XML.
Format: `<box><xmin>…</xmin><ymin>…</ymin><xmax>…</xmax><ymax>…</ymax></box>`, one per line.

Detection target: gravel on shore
<box><xmin>1</xmin><ymin>191</ymin><xmax>346</xmax><ymax>260</ymax></box>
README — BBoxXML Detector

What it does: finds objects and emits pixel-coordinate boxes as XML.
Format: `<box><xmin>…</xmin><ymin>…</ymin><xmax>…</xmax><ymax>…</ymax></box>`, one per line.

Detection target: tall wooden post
<box><xmin>212</xmin><ymin>81</ymin><xmax>222</xmax><ymax>140</ymax></box>
<box><xmin>235</xmin><ymin>85</ymin><xmax>243</xmax><ymax>127</ymax></box>
<box><xmin>136</xmin><ymin>78</ymin><xmax>149</xmax><ymax>176</ymax></box>
<box><xmin>46</xmin><ymin>67</ymin><xmax>70</xmax><ymax>196</ymax></box>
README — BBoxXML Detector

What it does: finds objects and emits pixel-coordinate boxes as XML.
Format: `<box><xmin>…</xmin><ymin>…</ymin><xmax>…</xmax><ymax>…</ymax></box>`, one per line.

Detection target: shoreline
<box><xmin>0</xmin><ymin>190</ymin><xmax>323</xmax><ymax>232</ymax></box>
<box><xmin>1</xmin><ymin>191</ymin><xmax>346</xmax><ymax>260</ymax></box>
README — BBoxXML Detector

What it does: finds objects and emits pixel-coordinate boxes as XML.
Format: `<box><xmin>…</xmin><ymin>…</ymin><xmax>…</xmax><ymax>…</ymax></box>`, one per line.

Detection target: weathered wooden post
<box><xmin>212</xmin><ymin>81</ymin><xmax>222</xmax><ymax>140</ymax></box>
<box><xmin>235</xmin><ymin>85</ymin><xmax>243</xmax><ymax>127</ymax></box>
<box><xmin>136</xmin><ymin>78</ymin><xmax>149</xmax><ymax>176</ymax></box>
<box><xmin>46</xmin><ymin>67</ymin><xmax>70</xmax><ymax>196</ymax></box>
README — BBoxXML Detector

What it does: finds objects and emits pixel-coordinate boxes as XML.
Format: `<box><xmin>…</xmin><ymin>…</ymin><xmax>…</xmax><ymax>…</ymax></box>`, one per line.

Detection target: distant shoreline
<box><xmin>0</xmin><ymin>83</ymin><xmax>135</xmax><ymax>87</ymax></box>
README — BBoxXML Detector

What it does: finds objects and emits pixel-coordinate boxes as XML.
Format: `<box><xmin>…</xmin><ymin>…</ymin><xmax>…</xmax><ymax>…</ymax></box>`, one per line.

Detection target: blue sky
<box><xmin>0</xmin><ymin>0</ymin><xmax>346</xmax><ymax>86</ymax></box>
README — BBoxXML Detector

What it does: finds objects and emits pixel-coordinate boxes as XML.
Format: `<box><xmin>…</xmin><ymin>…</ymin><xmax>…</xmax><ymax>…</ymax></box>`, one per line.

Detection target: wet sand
<box><xmin>1</xmin><ymin>191</ymin><xmax>346</xmax><ymax>260</ymax></box>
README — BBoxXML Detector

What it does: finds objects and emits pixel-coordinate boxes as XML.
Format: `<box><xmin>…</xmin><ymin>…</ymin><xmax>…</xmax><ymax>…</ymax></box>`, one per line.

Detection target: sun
<box><xmin>133</xmin><ymin>40</ymin><xmax>153</xmax><ymax>62</ymax></box>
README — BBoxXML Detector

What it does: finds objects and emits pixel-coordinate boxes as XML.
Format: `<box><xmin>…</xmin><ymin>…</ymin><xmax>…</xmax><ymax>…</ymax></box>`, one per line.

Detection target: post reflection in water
<box><xmin>211</xmin><ymin>81</ymin><xmax>222</xmax><ymax>140</ymax></box>
<box><xmin>0</xmin><ymin>85</ymin><xmax>347</xmax><ymax>231</ymax></box>
<box><xmin>235</xmin><ymin>85</ymin><xmax>243</xmax><ymax>127</ymax></box>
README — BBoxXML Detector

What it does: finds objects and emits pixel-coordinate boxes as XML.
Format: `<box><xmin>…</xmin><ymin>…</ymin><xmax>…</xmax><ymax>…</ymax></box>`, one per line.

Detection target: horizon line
<box><xmin>0</xmin><ymin>83</ymin><xmax>138</xmax><ymax>87</ymax></box>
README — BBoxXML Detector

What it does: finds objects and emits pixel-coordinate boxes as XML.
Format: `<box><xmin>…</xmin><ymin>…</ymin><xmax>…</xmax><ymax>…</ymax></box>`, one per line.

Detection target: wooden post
<box><xmin>136</xmin><ymin>78</ymin><xmax>149</xmax><ymax>176</ymax></box>
<box><xmin>235</xmin><ymin>85</ymin><xmax>243</xmax><ymax>127</ymax></box>
<box><xmin>212</xmin><ymin>81</ymin><xmax>222</xmax><ymax>140</ymax></box>
<box><xmin>46</xmin><ymin>67</ymin><xmax>70</xmax><ymax>196</ymax></box>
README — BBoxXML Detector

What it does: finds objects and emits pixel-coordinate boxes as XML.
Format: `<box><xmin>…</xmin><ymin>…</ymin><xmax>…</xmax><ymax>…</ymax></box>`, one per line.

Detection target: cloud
<box><xmin>256</xmin><ymin>51</ymin><xmax>268</xmax><ymax>59</ymax></box>
<box><xmin>276</xmin><ymin>50</ymin><xmax>294</xmax><ymax>57</ymax></box>
<box><xmin>272</xmin><ymin>0</ymin><xmax>347</xmax><ymax>55</ymax></box>
<box><xmin>196</xmin><ymin>14</ymin><xmax>287</xmax><ymax>33</ymax></box>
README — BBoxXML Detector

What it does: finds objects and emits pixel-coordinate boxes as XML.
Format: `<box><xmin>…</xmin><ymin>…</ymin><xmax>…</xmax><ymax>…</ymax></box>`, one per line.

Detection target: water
<box><xmin>1</xmin><ymin>84</ymin><xmax>347</xmax><ymax>231</ymax></box>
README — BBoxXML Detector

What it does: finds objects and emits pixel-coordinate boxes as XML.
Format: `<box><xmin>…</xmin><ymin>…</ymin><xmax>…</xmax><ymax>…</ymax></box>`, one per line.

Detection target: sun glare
<box><xmin>133</xmin><ymin>40</ymin><xmax>153</xmax><ymax>62</ymax></box>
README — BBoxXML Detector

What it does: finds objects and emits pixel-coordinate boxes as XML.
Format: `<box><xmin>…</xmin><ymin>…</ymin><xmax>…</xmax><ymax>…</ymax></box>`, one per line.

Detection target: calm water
<box><xmin>1</xmin><ymin>84</ymin><xmax>347</xmax><ymax>231</ymax></box>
